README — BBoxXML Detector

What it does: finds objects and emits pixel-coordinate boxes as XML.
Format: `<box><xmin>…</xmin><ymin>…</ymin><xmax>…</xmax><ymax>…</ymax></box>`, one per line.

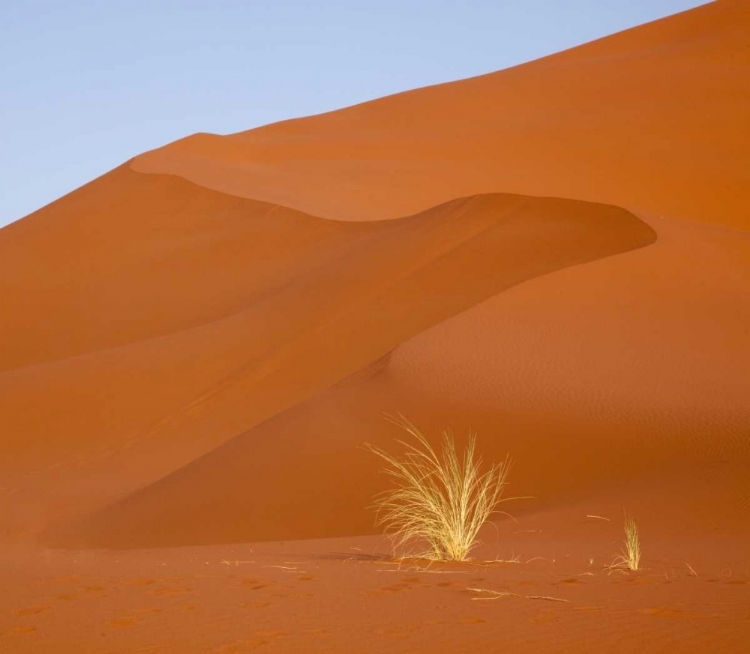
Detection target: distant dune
<box><xmin>134</xmin><ymin>0</ymin><xmax>750</xmax><ymax>230</ymax></box>
<box><xmin>0</xmin><ymin>0</ymin><xmax>747</xmax><ymax>561</ymax></box>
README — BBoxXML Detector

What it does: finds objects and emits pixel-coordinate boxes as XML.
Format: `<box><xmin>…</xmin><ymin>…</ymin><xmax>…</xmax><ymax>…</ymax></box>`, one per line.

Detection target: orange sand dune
<box><xmin>2</xmin><ymin>2</ymin><xmax>749</xmax><ymax>652</ymax></box>
<box><xmin>0</xmin><ymin>166</ymin><xmax>376</xmax><ymax>372</ymax></box>
<box><xmin>0</xmin><ymin>168</ymin><xmax>652</xmax><ymax>543</ymax></box>
<box><xmin>63</xmin><ymin>212</ymin><xmax>749</xmax><ymax>549</ymax></box>
<box><xmin>134</xmin><ymin>0</ymin><xmax>750</xmax><ymax>230</ymax></box>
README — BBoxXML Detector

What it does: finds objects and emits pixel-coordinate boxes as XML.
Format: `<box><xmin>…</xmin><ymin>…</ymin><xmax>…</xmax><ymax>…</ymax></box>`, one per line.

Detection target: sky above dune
<box><xmin>0</xmin><ymin>0</ymin><xmax>710</xmax><ymax>228</ymax></box>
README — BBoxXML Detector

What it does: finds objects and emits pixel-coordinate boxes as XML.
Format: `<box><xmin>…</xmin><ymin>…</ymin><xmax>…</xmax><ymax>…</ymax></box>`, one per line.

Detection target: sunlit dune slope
<box><xmin>0</xmin><ymin>171</ymin><xmax>653</xmax><ymax>543</ymax></box>
<box><xmin>59</xmin><ymin>213</ymin><xmax>750</xmax><ymax>549</ymax></box>
<box><xmin>133</xmin><ymin>0</ymin><xmax>750</xmax><ymax>230</ymax></box>
<box><xmin>0</xmin><ymin>166</ymin><xmax>377</xmax><ymax>372</ymax></box>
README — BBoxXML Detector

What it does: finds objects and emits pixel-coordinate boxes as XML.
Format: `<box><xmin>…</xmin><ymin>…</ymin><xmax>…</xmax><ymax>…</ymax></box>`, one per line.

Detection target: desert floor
<box><xmin>2</xmin><ymin>512</ymin><xmax>749</xmax><ymax>653</ymax></box>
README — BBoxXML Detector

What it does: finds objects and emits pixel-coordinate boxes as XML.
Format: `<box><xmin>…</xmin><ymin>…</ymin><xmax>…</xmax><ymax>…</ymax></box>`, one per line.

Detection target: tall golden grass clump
<box><xmin>366</xmin><ymin>415</ymin><xmax>511</xmax><ymax>562</ymax></box>
<box><xmin>611</xmin><ymin>515</ymin><xmax>641</xmax><ymax>571</ymax></box>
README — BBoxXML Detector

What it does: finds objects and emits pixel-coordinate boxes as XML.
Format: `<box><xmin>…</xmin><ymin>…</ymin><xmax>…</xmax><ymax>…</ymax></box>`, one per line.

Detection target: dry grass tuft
<box><xmin>466</xmin><ymin>588</ymin><xmax>569</xmax><ymax>603</ymax></box>
<box><xmin>608</xmin><ymin>515</ymin><xmax>641</xmax><ymax>572</ymax></box>
<box><xmin>366</xmin><ymin>415</ymin><xmax>511</xmax><ymax>562</ymax></box>
<box><xmin>526</xmin><ymin>595</ymin><xmax>570</xmax><ymax>603</ymax></box>
<box><xmin>485</xmin><ymin>553</ymin><xmax>521</xmax><ymax>564</ymax></box>
<box><xmin>684</xmin><ymin>562</ymin><xmax>698</xmax><ymax>577</ymax></box>
<box><xmin>467</xmin><ymin>587</ymin><xmax>517</xmax><ymax>600</ymax></box>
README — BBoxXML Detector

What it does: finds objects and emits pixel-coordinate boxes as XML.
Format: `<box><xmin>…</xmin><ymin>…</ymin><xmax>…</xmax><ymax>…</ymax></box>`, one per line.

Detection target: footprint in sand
<box><xmin>639</xmin><ymin>607</ymin><xmax>691</xmax><ymax>618</ymax></box>
<box><xmin>7</xmin><ymin>625</ymin><xmax>38</xmax><ymax>635</ymax></box>
<box><xmin>51</xmin><ymin>575</ymin><xmax>81</xmax><ymax>584</ymax></box>
<box><xmin>373</xmin><ymin>624</ymin><xmax>422</xmax><ymax>638</ymax></box>
<box><xmin>149</xmin><ymin>587</ymin><xmax>192</xmax><ymax>597</ymax></box>
<box><xmin>238</xmin><ymin>577</ymin><xmax>272</xmax><ymax>591</ymax></box>
<box><xmin>366</xmin><ymin>582</ymin><xmax>414</xmax><ymax>596</ymax></box>
<box><xmin>126</xmin><ymin>608</ymin><xmax>163</xmax><ymax>616</ymax></box>
<box><xmin>459</xmin><ymin>616</ymin><xmax>486</xmax><ymax>625</ymax></box>
<box><xmin>216</xmin><ymin>631</ymin><xmax>285</xmax><ymax>652</ymax></box>
<box><xmin>374</xmin><ymin>624</ymin><xmax>423</xmax><ymax>637</ymax></box>
<box><xmin>300</xmin><ymin>627</ymin><xmax>330</xmax><ymax>637</ymax></box>
<box><xmin>108</xmin><ymin>617</ymin><xmax>139</xmax><ymax>628</ymax></box>
<box><xmin>622</xmin><ymin>576</ymin><xmax>655</xmax><ymax>586</ymax></box>
<box><xmin>530</xmin><ymin>612</ymin><xmax>561</xmax><ymax>625</ymax></box>
<box><xmin>216</xmin><ymin>640</ymin><xmax>270</xmax><ymax>652</ymax></box>
<box><xmin>13</xmin><ymin>605</ymin><xmax>51</xmax><ymax>616</ymax></box>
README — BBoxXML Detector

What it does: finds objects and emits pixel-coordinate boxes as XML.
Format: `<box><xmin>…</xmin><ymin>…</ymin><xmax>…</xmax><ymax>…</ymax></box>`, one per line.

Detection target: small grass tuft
<box><xmin>684</xmin><ymin>561</ymin><xmax>698</xmax><ymax>577</ymax></box>
<box><xmin>608</xmin><ymin>515</ymin><xmax>641</xmax><ymax>572</ymax></box>
<box><xmin>366</xmin><ymin>415</ymin><xmax>511</xmax><ymax>562</ymax></box>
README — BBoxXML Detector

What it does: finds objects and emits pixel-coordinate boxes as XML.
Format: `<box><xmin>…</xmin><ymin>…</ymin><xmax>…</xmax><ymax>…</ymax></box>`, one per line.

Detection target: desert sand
<box><xmin>1</xmin><ymin>1</ymin><xmax>749</xmax><ymax>652</ymax></box>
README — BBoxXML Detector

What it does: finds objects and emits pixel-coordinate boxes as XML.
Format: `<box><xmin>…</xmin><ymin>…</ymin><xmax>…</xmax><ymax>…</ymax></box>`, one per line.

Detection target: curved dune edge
<box><xmin>53</xmin><ymin>212</ymin><xmax>750</xmax><ymax>549</ymax></box>
<box><xmin>0</xmin><ymin>168</ymin><xmax>656</xmax><ymax>545</ymax></box>
<box><xmin>131</xmin><ymin>0</ymin><xmax>750</xmax><ymax>230</ymax></box>
<box><xmin>0</xmin><ymin>165</ymin><xmax>380</xmax><ymax>373</ymax></box>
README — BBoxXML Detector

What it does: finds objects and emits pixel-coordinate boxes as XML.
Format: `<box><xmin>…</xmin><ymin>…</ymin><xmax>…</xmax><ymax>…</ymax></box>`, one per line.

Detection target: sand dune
<box><xmin>2</xmin><ymin>2</ymin><xmax>749</xmax><ymax>651</ymax></box>
<box><xmin>61</xmin><ymin>213</ymin><xmax>749</xmax><ymax>549</ymax></box>
<box><xmin>0</xmin><ymin>176</ymin><xmax>653</xmax><ymax>543</ymax></box>
<box><xmin>133</xmin><ymin>0</ymin><xmax>750</xmax><ymax>230</ymax></box>
<box><xmin>0</xmin><ymin>166</ymin><xmax>376</xmax><ymax>372</ymax></box>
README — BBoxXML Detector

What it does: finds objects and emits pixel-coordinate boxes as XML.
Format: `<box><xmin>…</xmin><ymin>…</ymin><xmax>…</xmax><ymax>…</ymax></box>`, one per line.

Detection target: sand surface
<box><xmin>2</xmin><ymin>1</ymin><xmax>749</xmax><ymax>652</ymax></box>
<box><xmin>134</xmin><ymin>0</ymin><xmax>750</xmax><ymax>230</ymax></box>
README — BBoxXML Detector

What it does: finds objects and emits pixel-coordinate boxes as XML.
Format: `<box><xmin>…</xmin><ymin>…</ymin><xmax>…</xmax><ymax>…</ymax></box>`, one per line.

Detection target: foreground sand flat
<box><xmin>1</xmin><ymin>522</ymin><xmax>749</xmax><ymax>653</ymax></box>
<box><xmin>1</xmin><ymin>1</ymin><xmax>749</xmax><ymax>652</ymax></box>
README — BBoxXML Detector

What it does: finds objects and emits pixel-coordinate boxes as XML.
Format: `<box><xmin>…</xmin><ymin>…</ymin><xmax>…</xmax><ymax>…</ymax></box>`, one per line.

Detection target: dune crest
<box><xmin>133</xmin><ymin>0</ymin><xmax>750</xmax><ymax>230</ymax></box>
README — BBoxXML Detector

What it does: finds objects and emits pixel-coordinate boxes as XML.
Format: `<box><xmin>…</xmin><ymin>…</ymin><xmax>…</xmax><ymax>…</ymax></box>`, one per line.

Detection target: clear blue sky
<box><xmin>1</xmin><ymin>0</ymin><xmax>709</xmax><ymax>228</ymax></box>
